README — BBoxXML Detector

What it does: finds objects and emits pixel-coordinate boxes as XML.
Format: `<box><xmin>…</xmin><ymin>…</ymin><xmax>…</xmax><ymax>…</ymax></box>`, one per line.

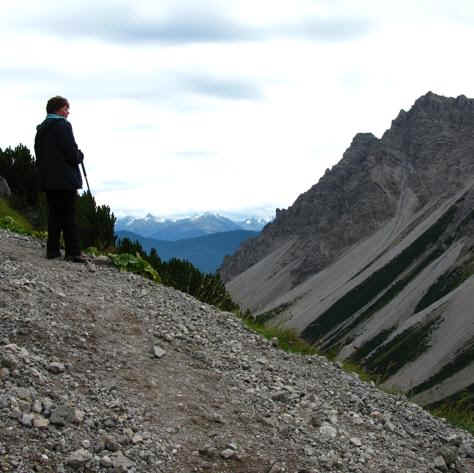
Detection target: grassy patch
<box><xmin>108</xmin><ymin>252</ymin><xmax>161</xmax><ymax>283</ymax></box>
<box><xmin>241</xmin><ymin>316</ymin><xmax>318</xmax><ymax>356</ymax></box>
<box><xmin>0</xmin><ymin>198</ymin><xmax>33</xmax><ymax>232</ymax></box>
<box><xmin>255</xmin><ymin>301</ymin><xmax>294</xmax><ymax>324</ymax></box>
<box><xmin>429</xmin><ymin>390</ymin><xmax>474</xmax><ymax>435</ymax></box>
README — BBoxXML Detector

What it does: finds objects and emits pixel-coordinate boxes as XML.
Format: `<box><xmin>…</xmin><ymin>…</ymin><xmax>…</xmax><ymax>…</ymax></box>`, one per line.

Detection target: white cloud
<box><xmin>1</xmin><ymin>0</ymin><xmax>474</xmax><ymax>218</ymax></box>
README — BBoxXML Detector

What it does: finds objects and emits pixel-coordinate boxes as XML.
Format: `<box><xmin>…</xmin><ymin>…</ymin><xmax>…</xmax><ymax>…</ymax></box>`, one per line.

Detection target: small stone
<box><xmin>95</xmin><ymin>255</ymin><xmax>110</xmax><ymax>264</ymax></box>
<box><xmin>1</xmin><ymin>353</ymin><xmax>18</xmax><ymax>370</ymax></box>
<box><xmin>132</xmin><ymin>433</ymin><xmax>143</xmax><ymax>444</ymax></box>
<box><xmin>66</xmin><ymin>448</ymin><xmax>92</xmax><ymax>468</ymax></box>
<box><xmin>220</xmin><ymin>448</ymin><xmax>235</xmax><ymax>459</ymax></box>
<box><xmin>32</xmin><ymin>399</ymin><xmax>43</xmax><ymax>413</ymax></box>
<box><xmin>15</xmin><ymin>387</ymin><xmax>33</xmax><ymax>401</ymax></box>
<box><xmin>104</xmin><ymin>435</ymin><xmax>121</xmax><ymax>452</ymax></box>
<box><xmin>199</xmin><ymin>446</ymin><xmax>218</xmax><ymax>459</ymax></box>
<box><xmin>100</xmin><ymin>455</ymin><xmax>113</xmax><ymax>467</ymax></box>
<box><xmin>269</xmin><ymin>464</ymin><xmax>284</xmax><ymax>473</ymax></box>
<box><xmin>110</xmin><ymin>451</ymin><xmax>134</xmax><ymax>472</ymax></box>
<box><xmin>350</xmin><ymin>437</ymin><xmax>362</xmax><ymax>447</ymax></box>
<box><xmin>433</xmin><ymin>455</ymin><xmax>448</xmax><ymax>471</ymax></box>
<box><xmin>153</xmin><ymin>345</ymin><xmax>166</xmax><ymax>359</ymax></box>
<box><xmin>304</xmin><ymin>446</ymin><xmax>315</xmax><ymax>456</ymax></box>
<box><xmin>459</xmin><ymin>442</ymin><xmax>474</xmax><ymax>458</ymax></box>
<box><xmin>0</xmin><ymin>367</ymin><xmax>10</xmax><ymax>378</ymax></box>
<box><xmin>50</xmin><ymin>405</ymin><xmax>84</xmax><ymax>426</ymax></box>
<box><xmin>385</xmin><ymin>421</ymin><xmax>396</xmax><ymax>432</ymax></box>
<box><xmin>20</xmin><ymin>413</ymin><xmax>34</xmax><ymax>427</ymax></box>
<box><xmin>82</xmin><ymin>440</ymin><xmax>91</xmax><ymax>449</ymax></box>
<box><xmin>272</xmin><ymin>391</ymin><xmax>288</xmax><ymax>402</ymax></box>
<box><xmin>319</xmin><ymin>423</ymin><xmax>337</xmax><ymax>439</ymax></box>
<box><xmin>42</xmin><ymin>397</ymin><xmax>53</xmax><ymax>412</ymax></box>
<box><xmin>310</xmin><ymin>414</ymin><xmax>323</xmax><ymax>428</ymax></box>
<box><xmin>48</xmin><ymin>362</ymin><xmax>65</xmax><ymax>374</ymax></box>
<box><xmin>73</xmin><ymin>409</ymin><xmax>85</xmax><ymax>424</ymax></box>
<box><xmin>33</xmin><ymin>415</ymin><xmax>49</xmax><ymax>429</ymax></box>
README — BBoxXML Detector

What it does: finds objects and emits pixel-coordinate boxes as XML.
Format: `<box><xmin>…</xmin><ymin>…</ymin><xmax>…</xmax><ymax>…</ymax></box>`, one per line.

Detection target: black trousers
<box><xmin>45</xmin><ymin>190</ymin><xmax>81</xmax><ymax>257</ymax></box>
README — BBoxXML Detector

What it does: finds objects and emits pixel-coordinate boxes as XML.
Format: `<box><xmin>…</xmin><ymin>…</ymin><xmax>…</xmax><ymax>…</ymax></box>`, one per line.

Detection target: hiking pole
<box><xmin>80</xmin><ymin>162</ymin><xmax>91</xmax><ymax>194</ymax></box>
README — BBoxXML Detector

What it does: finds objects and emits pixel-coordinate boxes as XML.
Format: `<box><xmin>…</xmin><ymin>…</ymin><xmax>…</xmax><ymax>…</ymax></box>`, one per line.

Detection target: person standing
<box><xmin>35</xmin><ymin>96</ymin><xmax>87</xmax><ymax>263</ymax></box>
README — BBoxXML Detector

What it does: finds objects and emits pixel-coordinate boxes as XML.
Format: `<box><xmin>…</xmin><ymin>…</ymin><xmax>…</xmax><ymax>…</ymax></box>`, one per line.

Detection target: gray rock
<box><xmin>350</xmin><ymin>437</ymin><xmax>362</xmax><ymax>447</ymax></box>
<box><xmin>433</xmin><ymin>455</ymin><xmax>448</xmax><ymax>471</ymax></box>
<box><xmin>100</xmin><ymin>455</ymin><xmax>113</xmax><ymax>467</ymax></box>
<box><xmin>32</xmin><ymin>415</ymin><xmax>49</xmax><ymax>429</ymax></box>
<box><xmin>0</xmin><ymin>367</ymin><xmax>10</xmax><ymax>378</ymax></box>
<box><xmin>48</xmin><ymin>362</ymin><xmax>66</xmax><ymax>374</ymax></box>
<box><xmin>1</xmin><ymin>353</ymin><xmax>18</xmax><ymax>370</ymax></box>
<box><xmin>220</xmin><ymin>448</ymin><xmax>235</xmax><ymax>459</ymax></box>
<box><xmin>319</xmin><ymin>422</ymin><xmax>337</xmax><ymax>439</ymax></box>
<box><xmin>109</xmin><ymin>451</ymin><xmax>134</xmax><ymax>472</ymax></box>
<box><xmin>152</xmin><ymin>345</ymin><xmax>166</xmax><ymax>359</ymax></box>
<box><xmin>104</xmin><ymin>435</ymin><xmax>121</xmax><ymax>452</ymax></box>
<box><xmin>50</xmin><ymin>405</ymin><xmax>84</xmax><ymax>426</ymax></box>
<box><xmin>66</xmin><ymin>448</ymin><xmax>92</xmax><ymax>468</ymax></box>
<box><xmin>32</xmin><ymin>399</ymin><xmax>43</xmax><ymax>413</ymax></box>
<box><xmin>20</xmin><ymin>413</ymin><xmax>34</xmax><ymax>427</ymax></box>
<box><xmin>0</xmin><ymin>176</ymin><xmax>11</xmax><ymax>198</ymax></box>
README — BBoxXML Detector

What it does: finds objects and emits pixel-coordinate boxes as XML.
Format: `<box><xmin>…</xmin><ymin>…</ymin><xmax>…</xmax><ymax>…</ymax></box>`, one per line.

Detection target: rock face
<box><xmin>2</xmin><ymin>227</ymin><xmax>474</xmax><ymax>472</ymax></box>
<box><xmin>220</xmin><ymin>92</ymin><xmax>474</xmax><ymax>404</ymax></box>
<box><xmin>0</xmin><ymin>176</ymin><xmax>11</xmax><ymax>198</ymax></box>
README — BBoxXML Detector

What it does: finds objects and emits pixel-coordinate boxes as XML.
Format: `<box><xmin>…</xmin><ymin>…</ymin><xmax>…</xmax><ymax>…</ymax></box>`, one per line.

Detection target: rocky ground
<box><xmin>1</xmin><ymin>228</ymin><xmax>474</xmax><ymax>473</ymax></box>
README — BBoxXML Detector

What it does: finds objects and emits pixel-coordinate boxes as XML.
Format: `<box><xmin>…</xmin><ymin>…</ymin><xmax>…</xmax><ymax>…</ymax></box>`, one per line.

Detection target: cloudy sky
<box><xmin>2</xmin><ymin>1</ymin><xmax>474</xmax><ymax>219</ymax></box>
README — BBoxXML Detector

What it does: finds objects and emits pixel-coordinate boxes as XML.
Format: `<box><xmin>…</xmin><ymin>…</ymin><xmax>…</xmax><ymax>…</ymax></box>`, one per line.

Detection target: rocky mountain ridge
<box><xmin>220</xmin><ymin>92</ymin><xmax>474</xmax><ymax>284</ymax></box>
<box><xmin>220</xmin><ymin>92</ymin><xmax>474</xmax><ymax>406</ymax></box>
<box><xmin>2</xmin><ymin>228</ymin><xmax>474</xmax><ymax>472</ymax></box>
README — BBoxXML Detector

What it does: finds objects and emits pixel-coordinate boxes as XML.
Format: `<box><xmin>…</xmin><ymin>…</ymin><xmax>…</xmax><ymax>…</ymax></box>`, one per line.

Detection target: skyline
<box><xmin>2</xmin><ymin>1</ymin><xmax>474</xmax><ymax>218</ymax></box>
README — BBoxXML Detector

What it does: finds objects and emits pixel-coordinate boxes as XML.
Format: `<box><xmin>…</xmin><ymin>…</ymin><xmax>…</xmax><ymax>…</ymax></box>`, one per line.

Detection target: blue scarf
<box><xmin>46</xmin><ymin>113</ymin><xmax>66</xmax><ymax>120</ymax></box>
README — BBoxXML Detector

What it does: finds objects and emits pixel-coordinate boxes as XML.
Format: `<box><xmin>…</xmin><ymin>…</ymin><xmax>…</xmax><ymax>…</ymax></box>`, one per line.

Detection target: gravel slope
<box><xmin>1</xmin><ymin>228</ymin><xmax>474</xmax><ymax>473</ymax></box>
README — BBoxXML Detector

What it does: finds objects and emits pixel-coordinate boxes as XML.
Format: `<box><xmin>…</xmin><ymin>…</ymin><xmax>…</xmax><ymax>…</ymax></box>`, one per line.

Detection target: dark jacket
<box><xmin>35</xmin><ymin>118</ymin><xmax>83</xmax><ymax>190</ymax></box>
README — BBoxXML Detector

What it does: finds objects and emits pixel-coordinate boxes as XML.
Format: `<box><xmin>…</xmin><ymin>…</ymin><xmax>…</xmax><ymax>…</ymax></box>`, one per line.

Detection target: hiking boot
<box><xmin>64</xmin><ymin>253</ymin><xmax>88</xmax><ymax>263</ymax></box>
<box><xmin>46</xmin><ymin>251</ymin><xmax>61</xmax><ymax>259</ymax></box>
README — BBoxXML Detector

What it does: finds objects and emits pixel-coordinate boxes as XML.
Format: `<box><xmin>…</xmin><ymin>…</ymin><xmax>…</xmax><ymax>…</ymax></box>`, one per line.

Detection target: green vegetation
<box><xmin>363</xmin><ymin>317</ymin><xmax>441</xmax><ymax>381</ymax></box>
<box><xmin>108</xmin><ymin>252</ymin><xmax>161</xmax><ymax>283</ymax></box>
<box><xmin>0</xmin><ymin>144</ymin><xmax>41</xmax><ymax>212</ymax></box>
<box><xmin>0</xmin><ymin>199</ymin><xmax>34</xmax><ymax>232</ymax></box>
<box><xmin>409</xmin><ymin>337</ymin><xmax>474</xmax><ymax>396</ymax></box>
<box><xmin>348</xmin><ymin>327</ymin><xmax>396</xmax><ymax>364</ymax></box>
<box><xmin>255</xmin><ymin>301</ymin><xmax>294</xmax><ymax>324</ymax></box>
<box><xmin>301</xmin><ymin>204</ymin><xmax>457</xmax><ymax>344</ymax></box>
<box><xmin>241</xmin><ymin>315</ymin><xmax>318</xmax><ymax>355</ymax></box>
<box><xmin>77</xmin><ymin>191</ymin><xmax>116</xmax><ymax>250</ymax></box>
<box><xmin>415</xmin><ymin>259</ymin><xmax>474</xmax><ymax>314</ymax></box>
<box><xmin>1</xmin><ymin>144</ymin><xmax>116</xmax><ymax>249</ymax></box>
<box><xmin>115</xmin><ymin>237</ymin><xmax>239</xmax><ymax>312</ymax></box>
<box><xmin>323</xmin><ymin>247</ymin><xmax>444</xmax><ymax>351</ymax></box>
<box><xmin>429</xmin><ymin>389</ymin><xmax>474</xmax><ymax>435</ymax></box>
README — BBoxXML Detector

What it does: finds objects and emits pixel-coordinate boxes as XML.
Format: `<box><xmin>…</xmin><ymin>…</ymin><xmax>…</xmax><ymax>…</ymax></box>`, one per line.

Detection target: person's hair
<box><xmin>46</xmin><ymin>96</ymin><xmax>69</xmax><ymax>114</ymax></box>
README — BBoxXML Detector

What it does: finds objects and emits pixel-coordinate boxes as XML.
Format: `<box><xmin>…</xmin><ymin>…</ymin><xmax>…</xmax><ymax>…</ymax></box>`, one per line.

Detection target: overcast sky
<box><xmin>2</xmin><ymin>1</ymin><xmax>474</xmax><ymax>219</ymax></box>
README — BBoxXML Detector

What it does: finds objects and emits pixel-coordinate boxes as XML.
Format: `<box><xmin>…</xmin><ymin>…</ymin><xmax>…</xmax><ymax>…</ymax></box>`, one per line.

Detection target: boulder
<box><xmin>0</xmin><ymin>176</ymin><xmax>11</xmax><ymax>198</ymax></box>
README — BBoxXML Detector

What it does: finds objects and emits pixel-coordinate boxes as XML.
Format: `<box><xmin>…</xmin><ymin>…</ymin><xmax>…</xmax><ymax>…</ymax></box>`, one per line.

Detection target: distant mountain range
<box><xmin>116</xmin><ymin>229</ymin><xmax>259</xmax><ymax>274</ymax></box>
<box><xmin>115</xmin><ymin>212</ymin><xmax>270</xmax><ymax>240</ymax></box>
